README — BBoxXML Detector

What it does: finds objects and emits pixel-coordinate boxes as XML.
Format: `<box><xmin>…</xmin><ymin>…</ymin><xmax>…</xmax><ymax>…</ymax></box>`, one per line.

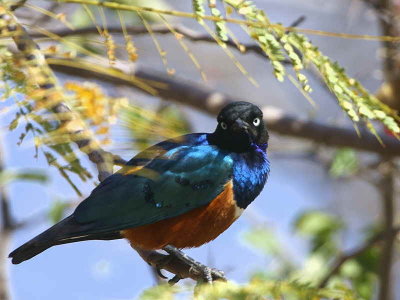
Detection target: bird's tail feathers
<box><xmin>8</xmin><ymin>216</ymin><xmax>121</xmax><ymax>264</ymax></box>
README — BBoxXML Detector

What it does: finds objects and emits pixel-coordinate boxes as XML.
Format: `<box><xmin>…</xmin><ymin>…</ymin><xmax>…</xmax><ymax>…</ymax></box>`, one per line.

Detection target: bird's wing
<box><xmin>72</xmin><ymin>142</ymin><xmax>233</xmax><ymax>235</ymax></box>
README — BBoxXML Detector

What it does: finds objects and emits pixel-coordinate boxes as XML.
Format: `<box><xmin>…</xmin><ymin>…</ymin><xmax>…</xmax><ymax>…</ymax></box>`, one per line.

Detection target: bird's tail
<box><xmin>9</xmin><ymin>215</ymin><xmax>121</xmax><ymax>264</ymax></box>
<box><xmin>9</xmin><ymin>239</ymin><xmax>52</xmax><ymax>265</ymax></box>
<box><xmin>9</xmin><ymin>216</ymin><xmax>75</xmax><ymax>264</ymax></box>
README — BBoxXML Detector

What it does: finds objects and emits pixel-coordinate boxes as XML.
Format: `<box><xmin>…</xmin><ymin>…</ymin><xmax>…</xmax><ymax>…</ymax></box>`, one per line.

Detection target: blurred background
<box><xmin>0</xmin><ymin>0</ymin><xmax>399</xmax><ymax>299</ymax></box>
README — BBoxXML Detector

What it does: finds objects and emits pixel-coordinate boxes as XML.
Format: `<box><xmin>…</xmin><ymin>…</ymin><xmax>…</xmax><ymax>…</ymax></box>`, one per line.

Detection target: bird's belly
<box><xmin>121</xmin><ymin>181</ymin><xmax>243</xmax><ymax>250</ymax></box>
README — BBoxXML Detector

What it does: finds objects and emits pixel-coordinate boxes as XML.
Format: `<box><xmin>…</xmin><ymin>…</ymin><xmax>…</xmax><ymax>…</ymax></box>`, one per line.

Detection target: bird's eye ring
<box><xmin>220</xmin><ymin>122</ymin><xmax>228</xmax><ymax>130</ymax></box>
<box><xmin>253</xmin><ymin>118</ymin><xmax>261</xmax><ymax>126</ymax></box>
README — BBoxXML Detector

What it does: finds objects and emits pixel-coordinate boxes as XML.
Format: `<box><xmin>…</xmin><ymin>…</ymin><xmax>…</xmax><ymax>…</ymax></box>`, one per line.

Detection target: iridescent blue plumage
<box><xmin>127</xmin><ymin>133</ymin><xmax>270</xmax><ymax>209</ymax></box>
<box><xmin>126</xmin><ymin>132</ymin><xmax>270</xmax><ymax>209</ymax></box>
<box><xmin>231</xmin><ymin>143</ymin><xmax>270</xmax><ymax>208</ymax></box>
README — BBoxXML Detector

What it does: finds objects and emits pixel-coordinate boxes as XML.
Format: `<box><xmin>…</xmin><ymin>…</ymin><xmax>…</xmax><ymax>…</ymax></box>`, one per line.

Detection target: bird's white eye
<box><xmin>220</xmin><ymin>122</ymin><xmax>228</xmax><ymax>130</ymax></box>
<box><xmin>253</xmin><ymin>118</ymin><xmax>261</xmax><ymax>126</ymax></box>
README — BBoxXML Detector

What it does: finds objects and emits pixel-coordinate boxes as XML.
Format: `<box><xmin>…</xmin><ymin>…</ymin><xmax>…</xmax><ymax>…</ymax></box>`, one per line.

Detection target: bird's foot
<box><xmin>161</xmin><ymin>245</ymin><xmax>226</xmax><ymax>285</ymax></box>
<box><xmin>153</xmin><ymin>255</ymin><xmax>181</xmax><ymax>285</ymax></box>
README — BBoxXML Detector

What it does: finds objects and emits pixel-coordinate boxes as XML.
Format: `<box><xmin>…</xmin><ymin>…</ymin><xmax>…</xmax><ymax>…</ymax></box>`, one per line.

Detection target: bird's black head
<box><xmin>208</xmin><ymin>101</ymin><xmax>269</xmax><ymax>153</ymax></box>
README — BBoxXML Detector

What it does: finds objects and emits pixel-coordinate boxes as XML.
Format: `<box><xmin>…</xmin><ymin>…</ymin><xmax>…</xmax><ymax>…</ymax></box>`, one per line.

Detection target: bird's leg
<box><xmin>162</xmin><ymin>245</ymin><xmax>225</xmax><ymax>284</ymax></box>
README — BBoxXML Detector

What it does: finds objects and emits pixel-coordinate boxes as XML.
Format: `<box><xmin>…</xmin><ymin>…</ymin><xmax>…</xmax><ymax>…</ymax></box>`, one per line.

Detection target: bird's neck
<box><xmin>231</xmin><ymin>149</ymin><xmax>270</xmax><ymax>209</ymax></box>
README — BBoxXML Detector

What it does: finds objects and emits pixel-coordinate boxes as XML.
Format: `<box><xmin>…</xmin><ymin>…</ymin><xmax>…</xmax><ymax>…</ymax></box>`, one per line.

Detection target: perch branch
<box><xmin>47</xmin><ymin>58</ymin><xmax>400</xmax><ymax>157</ymax></box>
<box><xmin>134</xmin><ymin>247</ymin><xmax>226</xmax><ymax>283</ymax></box>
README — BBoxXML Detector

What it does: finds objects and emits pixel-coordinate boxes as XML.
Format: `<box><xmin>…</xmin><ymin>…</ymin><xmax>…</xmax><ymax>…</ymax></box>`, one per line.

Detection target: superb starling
<box><xmin>9</xmin><ymin>101</ymin><xmax>270</xmax><ymax>269</ymax></box>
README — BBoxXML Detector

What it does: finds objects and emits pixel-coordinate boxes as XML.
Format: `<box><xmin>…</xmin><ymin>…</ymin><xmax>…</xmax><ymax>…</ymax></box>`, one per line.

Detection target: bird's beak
<box><xmin>231</xmin><ymin>118</ymin><xmax>250</xmax><ymax>133</ymax></box>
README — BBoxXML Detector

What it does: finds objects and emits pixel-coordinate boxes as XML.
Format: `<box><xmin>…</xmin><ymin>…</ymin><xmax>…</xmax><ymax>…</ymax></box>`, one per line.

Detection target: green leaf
<box><xmin>329</xmin><ymin>148</ymin><xmax>358</xmax><ymax>178</ymax></box>
<box><xmin>294</xmin><ymin>211</ymin><xmax>343</xmax><ymax>256</ymax></box>
<box><xmin>242</xmin><ymin>227</ymin><xmax>282</xmax><ymax>256</ymax></box>
<box><xmin>341</xmin><ymin>260</ymin><xmax>362</xmax><ymax>278</ymax></box>
<box><xmin>0</xmin><ymin>169</ymin><xmax>48</xmax><ymax>185</ymax></box>
<box><xmin>193</xmin><ymin>0</ymin><xmax>205</xmax><ymax>22</ymax></box>
<box><xmin>9</xmin><ymin>112</ymin><xmax>21</xmax><ymax>131</ymax></box>
<box><xmin>295</xmin><ymin>211</ymin><xmax>342</xmax><ymax>237</ymax></box>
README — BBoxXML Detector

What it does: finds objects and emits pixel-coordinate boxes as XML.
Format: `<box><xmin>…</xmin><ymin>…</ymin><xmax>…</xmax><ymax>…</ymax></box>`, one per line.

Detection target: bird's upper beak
<box><xmin>231</xmin><ymin>118</ymin><xmax>250</xmax><ymax>133</ymax></box>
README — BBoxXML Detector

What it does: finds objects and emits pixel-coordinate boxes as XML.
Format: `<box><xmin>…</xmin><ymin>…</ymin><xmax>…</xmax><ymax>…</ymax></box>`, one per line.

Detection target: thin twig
<box><xmin>31</xmin><ymin>2</ymin><xmax>61</xmax><ymax>27</ymax></box>
<box><xmin>9</xmin><ymin>0</ymin><xmax>27</xmax><ymax>11</ymax></box>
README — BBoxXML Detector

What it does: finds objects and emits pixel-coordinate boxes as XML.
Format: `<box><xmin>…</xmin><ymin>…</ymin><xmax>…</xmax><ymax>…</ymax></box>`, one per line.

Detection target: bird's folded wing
<box><xmin>72</xmin><ymin>144</ymin><xmax>233</xmax><ymax>234</ymax></box>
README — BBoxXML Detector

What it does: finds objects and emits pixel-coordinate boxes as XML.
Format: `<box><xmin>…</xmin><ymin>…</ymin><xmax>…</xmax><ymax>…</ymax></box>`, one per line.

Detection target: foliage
<box><xmin>137</xmin><ymin>211</ymin><xmax>380</xmax><ymax>299</ymax></box>
<box><xmin>329</xmin><ymin>148</ymin><xmax>359</xmax><ymax>178</ymax></box>
<box><xmin>0</xmin><ymin>13</ymin><xmax>92</xmax><ymax>195</ymax></box>
<box><xmin>120</xmin><ymin>103</ymin><xmax>191</xmax><ymax>151</ymax></box>
<box><xmin>0</xmin><ymin>169</ymin><xmax>48</xmax><ymax>185</ymax></box>
<box><xmin>238</xmin><ymin>211</ymin><xmax>381</xmax><ymax>299</ymax></box>
<box><xmin>139</xmin><ymin>279</ymin><xmax>357</xmax><ymax>300</ymax></box>
<box><xmin>64</xmin><ymin>81</ymin><xmax>127</xmax><ymax>146</ymax></box>
<box><xmin>223</xmin><ymin>0</ymin><xmax>399</xmax><ymax>138</ymax></box>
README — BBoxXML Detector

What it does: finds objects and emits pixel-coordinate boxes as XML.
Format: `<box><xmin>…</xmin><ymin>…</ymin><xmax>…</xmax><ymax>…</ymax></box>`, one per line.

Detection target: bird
<box><xmin>9</xmin><ymin>101</ymin><xmax>270</xmax><ymax>278</ymax></box>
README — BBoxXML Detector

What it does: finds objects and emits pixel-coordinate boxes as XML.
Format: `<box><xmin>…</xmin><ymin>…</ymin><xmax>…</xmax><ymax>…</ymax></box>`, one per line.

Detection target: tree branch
<box><xmin>377</xmin><ymin>159</ymin><xmax>396</xmax><ymax>300</ymax></box>
<box><xmin>9</xmin><ymin>0</ymin><xmax>27</xmax><ymax>11</ymax></box>
<box><xmin>374</xmin><ymin>0</ymin><xmax>400</xmax><ymax>297</ymax></box>
<box><xmin>0</xmin><ymin>141</ymin><xmax>12</xmax><ymax>300</ymax></box>
<box><xmin>0</xmin><ymin>229</ymin><xmax>10</xmax><ymax>300</ymax></box>
<box><xmin>318</xmin><ymin>225</ymin><xmax>400</xmax><ymax>288</ymax></box>
<box><xmin>47</xmin><ymin>58</ymin><xmax>400</xmax><ymax>156</ymax></box>
<box><xmin>28</xmin><ymin>24</ymin><xmax>294</xmax><ymax>63</ymax></box>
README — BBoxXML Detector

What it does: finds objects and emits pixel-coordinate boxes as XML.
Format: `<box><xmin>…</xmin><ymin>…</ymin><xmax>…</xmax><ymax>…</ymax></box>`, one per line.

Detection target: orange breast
<box><xmin>121</xmin><ymin>180</ymin><xmax>241</xmax><ymax>250</ymax></box>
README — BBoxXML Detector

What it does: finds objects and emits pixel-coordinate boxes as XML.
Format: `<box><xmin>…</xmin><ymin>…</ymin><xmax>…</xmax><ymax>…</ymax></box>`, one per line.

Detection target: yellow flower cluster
<box><xmin>64</xmin><ymin>81</ymin><xmax>127</xmax><ymax>145</ymax></box>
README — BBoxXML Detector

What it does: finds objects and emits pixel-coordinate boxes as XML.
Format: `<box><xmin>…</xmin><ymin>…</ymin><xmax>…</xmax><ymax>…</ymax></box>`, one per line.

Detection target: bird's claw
<box><xmin>152</xmin><ymin>253</ymin><xmax>184</xmax><ymax>285</ymax></box>
<box><xmin>153</xmin><ymin>254</ymin><xmax>173</xmax><ymax>280</ymax></box>
<box><xmin>190</xmin><ymin>265</ymin><xmax>225</xmax><ymax>284</ymax></box>
<box><xmin>155</xmin><ymin>266</ymin><xmax>168</xmax><ymax>279</ymax></box>
<box><xmin>168</xmin><ymin>274</ymin><xmax>182</xmax><ymax>285</ymax></box>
